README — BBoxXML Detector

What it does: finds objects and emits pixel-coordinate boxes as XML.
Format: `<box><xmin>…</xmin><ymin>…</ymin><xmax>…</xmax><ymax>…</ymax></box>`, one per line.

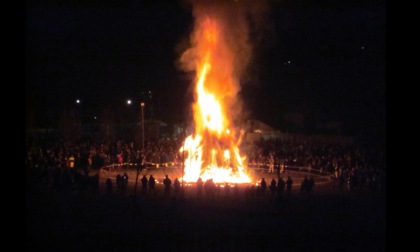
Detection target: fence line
<box><xmin>100</xmin><ymin>161</ymin><xmax>333</xmax><ymax>178</ymax></box>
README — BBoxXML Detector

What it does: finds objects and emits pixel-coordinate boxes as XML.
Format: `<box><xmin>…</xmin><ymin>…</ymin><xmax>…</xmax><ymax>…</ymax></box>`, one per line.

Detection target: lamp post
<box><xmin>141</xmin><ymin>102</ymin><xmax>145</xmax><ymax>151</ymax></box>
<box><xmin>134</xmin><ymin>102</ymin><xmax>145</xmax><ymax>196</ymax></box>
<box><xmin>75</xmin><ymin>98</ymin><xmax>81</xmax><ymax>119</ymax></box>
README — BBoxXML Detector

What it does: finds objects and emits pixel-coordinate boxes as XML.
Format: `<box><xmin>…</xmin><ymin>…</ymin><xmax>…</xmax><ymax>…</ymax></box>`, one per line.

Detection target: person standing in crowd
<box><xmin>280</xmin><ymin>163</ymin><xmax>285</xmax><ymax>174</ymax></box>
<box><xmin>122</xmin><ymin>172</ymin><xmax>129</xmax><ymax>194</ymax></box>
<box><xmin>301</xmin><ymin>176</ymin><xmax>309</xmax><ymax>193</ymax></box>
<box><xmin>260</xmin><ymin>178</ymin><xmax>267</xmax><ymax>196</ymax></box>
<box><xmin>309</xmin><ymin>176</ymin><xmax>315</xmax><ymax>193</ymax></box>
<box><xmin>148</xmin><ymin>175</ymin><xmax>155</xmax><ymax>194</ymax></box>
<box><xmin>141</xmin><ymin>175</ymin><xmax>148</xmax><ymax>194</ymax></box>
<box><xmin>106</xmin><ymin>178</ymin><xmax>113</xmax><ymax>195</ymax></box>
<box><xmin>163</xmin><ymin>174</ymin><xmax>172</xmax><ymax>196</ymax></box>
<box><xmin>174</xmin><ymin>178</ymin><xmax>180</xmax><ymax>196</ymax></box>
<box><xmin>204</xmin><ymin>178</ymin><xmax>216</xmax><ymax>199</ymax></box>
<box><xmin>286</xmin><ymin>176</ymin><xmax>293</xmax><ymax>195</ymax></box>
<box><xmin>277</xmin><ymin>177</ymin><xmax>286</xmax><ymax>198</ymax></box>
<box><xmin>67</xmin><ymin>154</ymin><xmax>75</xmax><ymax>170</ymax></box>
<box><xmin>268</xmin><ymin>153</ymin><xmax>275</xmax><ymax>173</ymax></box>
<box><xmin>269</xmin><ymin>178</ymin><xmax>277</xmax><ymax>196</ymax></box>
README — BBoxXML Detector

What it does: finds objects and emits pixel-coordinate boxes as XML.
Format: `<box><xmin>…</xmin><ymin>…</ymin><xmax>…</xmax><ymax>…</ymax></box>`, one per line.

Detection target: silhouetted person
<box><xmin>148</xmin><ymin>175</ymin><xmax>155</xmax><ymax>193</ymax></box>
<box><xmin>301</xmin><ymin>176</ymin><xmax>309</xmax><ymax>193</ymax></box>
<box><xmin>260</xmin><ymin>178</ymin><xmax>267</xmax><ymax>196</ymax></box>
<box><xmin>122</xmin><ymin>172</ymin><xmax>129</xmax><ymax>194</ymax></box>
<box><xmin>197</xmin><ymin>177</ymin><xmax>204</xmax><ymax>197</ymax></box>
<box><xmin>67</xmin><ymin>154</ymin><xmax>75</xmax><ymax>169</ymax></box>
<box><xmin>277</xmin><ymin>177</ymin><xmax>286</xmax><ymax>196</ymax></box>
<box><xmin>308</xmin><ymin>176</ymin><xmax>315</xmax><ymax>193</ymax></box>
<box><xmin>286</xmin><ymin>176</ymin><xmax>293</xmax><ymax>194</ymax></box>
<box><xmin>174</xmin><ymin>178</ymin><xmax>181</xmax><ymax>196</ymax></box>
<box><xmin>268</xmin><ymin>154</ymin><xmax>275</xmax><ymax>173</ymax></box>
<box><xmin>163</xmin><ymin>174</ymin><xmax>172</xmax><ymax>196</ymax></box>
<box><xmin>269</xmin><ymin>178</ymin><xmax>277</xmax><ymax>196</ymax></box>
<box><xmin>204</xmin><ymin>179</ymin><xmax>216</xmax><ymax>198</ymax></box>
<box><xmin>106</xmin><ymin>178</ymin><xmax>113</xmax><ymax>195</ymax></box>
<box><xmin>141</xmin><ymin>175</ymin><xmax>148</xmax><ymax>194</ymax></box>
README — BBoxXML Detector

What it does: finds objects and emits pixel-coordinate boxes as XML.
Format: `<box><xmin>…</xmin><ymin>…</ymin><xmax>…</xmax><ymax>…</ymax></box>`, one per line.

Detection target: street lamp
<box><xmin>141</xmin><ymin>102</ymin><xmax>145</xmax><ymax>151</ymax></box>
<box><xmin>134</xmin><ymin>102</ymin><xmax>145</xmax><ymax>196</ymax></box>
<box><xmin>74</xmin><ymin>99</ymin><xmax>82</xmax><ymax>124</ymax></box>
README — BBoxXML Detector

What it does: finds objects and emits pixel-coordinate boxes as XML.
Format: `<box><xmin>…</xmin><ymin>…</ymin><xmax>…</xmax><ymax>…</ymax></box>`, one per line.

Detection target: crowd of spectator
<box><xmin>245</xmin><ymin>138</ymin><xmax>385</xmax><ymax>191</ymax></box>
<box><xmin>26</xmin><ymin>133</ymin><xmax>385</xmax><ymax>194</ymax></box>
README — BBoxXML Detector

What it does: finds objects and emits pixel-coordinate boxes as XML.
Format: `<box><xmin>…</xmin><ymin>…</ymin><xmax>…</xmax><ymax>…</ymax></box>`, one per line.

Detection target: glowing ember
<box><xmin>179</xmin><ymin>3</ymin><xmax>257</xmax><ymax>184</ymax></box>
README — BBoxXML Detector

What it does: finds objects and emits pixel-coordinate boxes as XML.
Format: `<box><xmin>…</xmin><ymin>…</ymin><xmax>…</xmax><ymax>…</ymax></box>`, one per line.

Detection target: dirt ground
<box><xmin>26</xmin><ymin>167</ymin><xmax>385</xmax><ymax>251</ymax></box>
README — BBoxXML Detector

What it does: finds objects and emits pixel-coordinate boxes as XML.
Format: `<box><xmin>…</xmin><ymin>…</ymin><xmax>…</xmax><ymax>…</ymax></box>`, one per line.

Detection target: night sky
<box><xmin>25</xmin><ymin>0</ymin><xmax>385</xmax><ymax>139</ymax></box>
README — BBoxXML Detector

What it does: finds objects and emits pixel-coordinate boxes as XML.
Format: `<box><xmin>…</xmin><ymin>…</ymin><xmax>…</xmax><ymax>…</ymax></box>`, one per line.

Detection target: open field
<box><xmin>26</xmin><ymin>167</ymin><xmax>385</xmax><ymax>251</ymax></box>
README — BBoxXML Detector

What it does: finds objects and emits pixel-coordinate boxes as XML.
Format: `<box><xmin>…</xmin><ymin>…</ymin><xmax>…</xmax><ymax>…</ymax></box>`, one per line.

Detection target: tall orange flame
<box><xmin>180</xmin><ymin>16</ymin><xmax>251</xmax><ymax>184</ymax></box>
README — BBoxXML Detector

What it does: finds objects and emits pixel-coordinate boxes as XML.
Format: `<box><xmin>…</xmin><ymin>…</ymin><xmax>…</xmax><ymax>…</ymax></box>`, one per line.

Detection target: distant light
<box><xmin>76</xmin><ymin>99</ymin><xmax>80</xmax><ymax>104</ymax></box>
<box><xmin>148</xmin><ymin>90</ymin><xmax>151</xmax><ymax>94</ymax></box>
<box><xmin>94</xmin><ymin>116</ymin><xmax>97</xmax><ymax>120</ymax></box>
<box><xmin>288</xmin><ymin>60</ymin><xmax>291</xmax><ymax>64</ymax></box>
<box><xmin>127</xmin><ymin>99</ymin><xmax>132</xmax><ymax>105</ymax></box>
<box><xmin>141</xmin><ymin>102</ymin><xmax>145</xmax><ymax>107</ymax></box>
<box><xmin>361</xmin><ymin>46</ymin><xmax>365</xmax><ymax>50</ymax></box>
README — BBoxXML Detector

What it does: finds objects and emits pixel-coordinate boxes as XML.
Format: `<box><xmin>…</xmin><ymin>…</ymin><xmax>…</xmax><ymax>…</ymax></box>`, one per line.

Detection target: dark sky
<box><xmin>26</xmin><ymin>0</ymin><xmax>385</xmax><ymax>138</ymax></box>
